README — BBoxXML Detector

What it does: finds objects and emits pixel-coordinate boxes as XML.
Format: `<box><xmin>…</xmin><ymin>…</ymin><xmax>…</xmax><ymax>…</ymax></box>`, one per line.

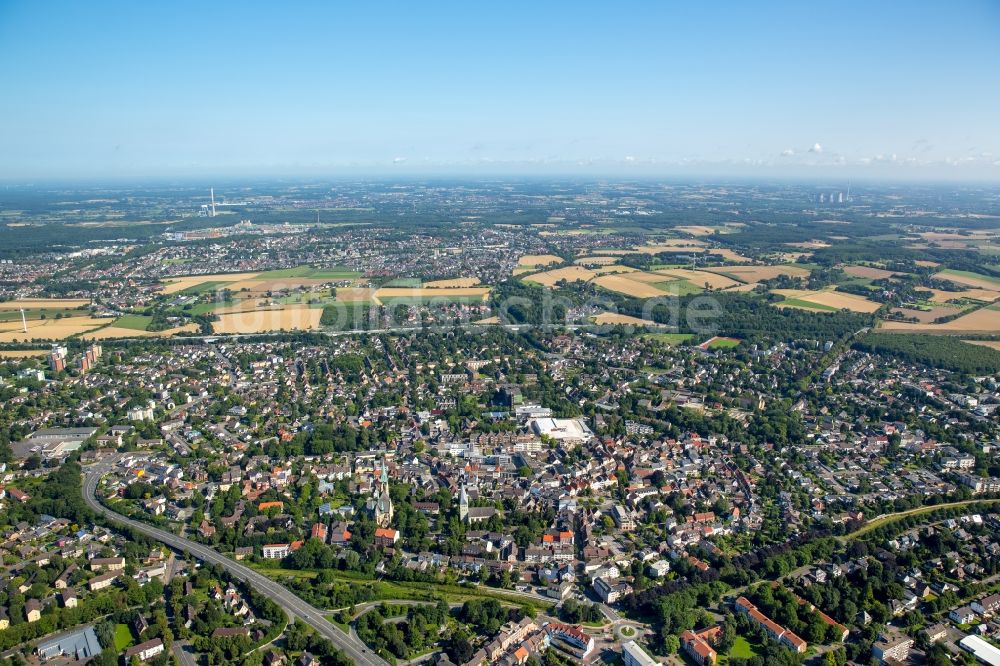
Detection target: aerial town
<box><xmin>0</xmin><ymin>179</ymin><xmax>999</xmax><ymax>666</ymax></box>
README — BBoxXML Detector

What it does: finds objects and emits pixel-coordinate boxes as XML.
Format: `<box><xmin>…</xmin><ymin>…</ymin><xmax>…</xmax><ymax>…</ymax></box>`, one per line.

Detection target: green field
<box><xmin>653</xmin><ymin>279</ymin><xmax>703</xmax><ymax>296</ymax></box>
<box><xmin>180</xmin><ymin>280</ymin><xmax>233</xmax><ymax>295</ymax></box>
<box><xmin>183</xmin><ymin>302</ymin><xmax>225</xmax><ymax>316</ymax></box>
<box><xmin>0</xmin><ymin>308</ymin><xmax>87</xmax><ymax>322</ymax></box>
<box><xmin>113</xmin><ymin>314</ymin><xmax>153</xmax><ymax>331</ymax></box>
<box><xmin>778</xmin><ymin>298</ymin><xmax>839</xmax><ymax>312</ymax></box>
<box><xmin>939</xmin><ymin>268</ymin><xmax>1000</xmax><ymax>287</ymax></box>
<box><xmin>114</xmin><ymin>623</ymin><xmax>134</xmax><ymax>651</ymax></box>
<box><xmin>641</xmin><ymin>332</ymin><xmax>693</xmax><ymax>345</ymax></box>
<box><xmin>250</xmin><ymin>564</ymin><xmax>552</xmax><ymax>611</ymax></box>
<box><xmin>256</xmin><ymin>266</ymin><xmax>360</xmax><ymax>280</ymax></box>
<box><xmin>382</xmin><ymin>277</ymin><xmax>422</xmax><ymax>288</ymax></box>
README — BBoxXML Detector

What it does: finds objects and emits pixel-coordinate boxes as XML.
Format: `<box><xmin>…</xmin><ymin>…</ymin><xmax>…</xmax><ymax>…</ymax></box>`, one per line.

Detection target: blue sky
<box><xmin>1</xmin><ymin>1</ymin><xmax>998</xmax><ymax>180</ymax></box>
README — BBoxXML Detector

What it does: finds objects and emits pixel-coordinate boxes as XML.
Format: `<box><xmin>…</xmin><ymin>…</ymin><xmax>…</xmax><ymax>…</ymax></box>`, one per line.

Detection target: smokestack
<box><xmin>210</xmin><ymin>188</ymin><xmax>216</xmax><ymax>217</ymax></box>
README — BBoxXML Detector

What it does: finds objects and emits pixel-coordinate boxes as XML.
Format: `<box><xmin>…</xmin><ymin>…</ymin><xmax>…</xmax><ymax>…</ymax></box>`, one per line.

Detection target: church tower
<box><xmin>459</xmin><ymin>483</ymin><xmax>469</xmax><ymax>523</ymax></box>
<box><xmin>372</xmin><ymin>455</ymin><xmax>394</xmax><ymax>528</ymax></box>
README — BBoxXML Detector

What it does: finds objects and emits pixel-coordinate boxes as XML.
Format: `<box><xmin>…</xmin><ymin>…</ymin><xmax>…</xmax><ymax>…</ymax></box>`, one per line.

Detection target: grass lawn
<box><xmin>326</xmin><ymin>614</ymin><xmax>352</xmax><ymax>633</ymax></box>
<box><xmin>729</xmin><ymin>636</ymin><xmax>756</xmax><ymax>659</ymax></box>
<box><xmin>113</xmin><ymin>314</ymin><xmax>153</xmax><ymax>331</ymax></box>
<box><xmin>114</xmin><ymin>623</ymin><xmax>134</xmax><ymax>651</ymax></box>
<box><xmin>641</xmin><ymin>332</ymin><xmax>693</xmax><ymax>345</ymax></box>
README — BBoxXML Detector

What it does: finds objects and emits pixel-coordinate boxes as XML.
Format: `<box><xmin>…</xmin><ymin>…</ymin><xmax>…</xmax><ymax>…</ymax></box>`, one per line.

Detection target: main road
<box><xmin>82</xmin><ymin>456</ymin><xmax>387</xmax><ymax>666</ymax></box>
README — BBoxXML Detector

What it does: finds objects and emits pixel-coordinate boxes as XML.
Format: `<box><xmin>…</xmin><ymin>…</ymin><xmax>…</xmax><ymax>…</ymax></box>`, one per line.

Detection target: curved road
<box><xmin>82</xmin><ymin>458</ymin><xmax>387</xmax><ymax>666</ymax></box>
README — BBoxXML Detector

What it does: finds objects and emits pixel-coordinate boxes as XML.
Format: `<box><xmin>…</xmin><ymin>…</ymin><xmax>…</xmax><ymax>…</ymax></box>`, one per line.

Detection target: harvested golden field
<box><xmin>591</xmin><ymin>312</ymin><xmax>664</xmax><ymax>326</ymax></box>
<box><xmin>655</xmin><ymin>268</ymin><xmax>740</xmax><ymax>290</ymax></box>
<box><xmin>517</xmin><ymin>254</ymin><xmax>563</xmax><ymax>268</ymax></box>
<box><xmin>0</xmin><ymin>298</ymin><xmax>90</xmax><ymax>310</ymax></box>
<box><xmin>160</xmin><ymin>272</ymin><xmax>261</xmax><ymax>294</ymax></box>
<box><xmin>725</xmin><ymin>283</ymin><xmax>760</xmax><ymax>293</ymax></box>
<box><xmin>771</xmin><ymin>288</ymin><xmax>815</xmax><ymax>298</ymax></box>
<box><xmin>0</xmin><ymin>349</ymin><xmax>48</xmax><ymax>357</ymax></box>
<box><xmin>592</xmin><ymin>265</ymin><xmax>638</xmax><ymax>275</ymax></box>
<box><xmin>676</xmin><ymin>225</ymin><xmax>717</xmax><ymax>236</ymax></box>
<box><xmin>933</xmin><ymin>270</ymin><xmax>1000</xmax><ymax>292</ymax></box>
<box><xmin>888</xmin><ymin>306</ymin><xmax>961</xmax><ymax>323</ymax></box>
<box><xmin>964</xmin><ymin>340</ymin><xmax>1000</xmax><ymax>350</ymax></box>
<box><xmin>626</xmin><ymin>271</ymin><xmax>686</xmax><ymax>283</ymax></box>
<box><xmin>915</xmin><ymin>260</ymin><xmax>940</xmax><ymax>268</ymax></box>
<box><xmin>796</xmin><ymin>290</ymin><xmax>881</xmax><ymax>313</ymax></box>
<box><xmin>592</xmin><ymin>274</ymin><xmax>670</xmax><ymax>298</ymax></box>
<box><xmin>772</xmin><ymin>289</ymin><xmax>882</xmax><ymax>313</ymax></box>
<box><xmin>374</xmin><ymin>287</ymin><xmax>490</xmax><ymax>301</ymax></box>
<box><xmin>574</xmin><ymin>255</ymin><xmax>620</xmax><ymax>265</ymax></box>
<box><xmin>512</xmin><ymin>266</ymin><xmax>535</xmax><ymax>276</ymax></box>
<box><xmin>880</xmin><ymin>307</ymin><xmax>1000</xmax><ymax>333</ymax></box>
<box><xmin>522</xmin><ymin>266</ymin><xmax>596</xmax><ymax>287</ymax></box>
<box><xmin>214</xmin><ymin>298</ymin><xmax>273</xmax><ymax>313</ymax></box>
<box><xmin>335</xmin><ymin>287</ymin><xmax>379</xmax><ymax>303</ymax></box>
<box><xmin>212</xmin><ymin>305</ymin><xmax>323</xmax><ymax>334</ymax></box>
<box><xmin>926</xmin><ymin>288</ymin><xmax>1000</xmax><ymax>304</ymax></box>
<box><xmin>424</xmin><ymin>277</ymin><xmax>480</xmax><ymax>288</ymax></box>
<box><xmin>705</xmin><ymin>265</ymin><xmax>809</xmax><ymax>282</ymax></box>
<box><xmin>707</xmin><ymin>248</ymin><xmax>752</xmax><ymax>262</ymax></box>
<box><xmin>473</xmin><ymin>316</ymin><xmax>500</xmax><ymax>325</ymax></box>
<box><xmin>0</xmin><ymin>316</ymin><xmax>110</xmax><ymax>342</ymax></box>
<box><xmin>83</xmin><ymin>324</ymin><xmax>199</xmax><ymax>340</ymax></box>
<box><xmin>844</xmin><ymin>265</ymin><xmax>898</xmax><ymax>280</ymax></box>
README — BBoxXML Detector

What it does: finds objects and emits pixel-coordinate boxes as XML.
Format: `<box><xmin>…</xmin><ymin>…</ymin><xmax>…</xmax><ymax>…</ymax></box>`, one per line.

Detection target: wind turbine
<box><xmin>20</xmin><ymin>308</ymin><xmax>28</xmax><ymax>333</ymax></box>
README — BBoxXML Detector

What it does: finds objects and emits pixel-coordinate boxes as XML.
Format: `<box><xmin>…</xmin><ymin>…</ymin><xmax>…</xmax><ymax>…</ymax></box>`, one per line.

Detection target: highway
<box><xmin>82</xmin><ymin>457</ymin><xmax>387</xmax><ymax>666</ymax></box>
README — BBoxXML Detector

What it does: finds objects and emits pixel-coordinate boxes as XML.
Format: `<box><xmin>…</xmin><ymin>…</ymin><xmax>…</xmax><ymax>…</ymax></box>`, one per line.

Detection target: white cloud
<box><xmin>780</xmin><ymin>149</ymin><xmax>794</xmax><ymax>157</ymax></box>
<box><xmin>624</xmin><ymin>155</ymin><xmax>636</xmax><ymax>162</ymax></box>
<box><xmin>392</xmin><ymin>156</ymin><xmax>407</xmax><ymax>163</ymax></box>
<box><xmin>809</xmin><ymin>143</ymin><xmax>823</xmax><ymax>153</ymax></box>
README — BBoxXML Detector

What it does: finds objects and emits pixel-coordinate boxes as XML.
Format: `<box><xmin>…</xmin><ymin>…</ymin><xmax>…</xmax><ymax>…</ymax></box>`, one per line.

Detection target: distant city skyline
<box><xmin>1</xmin><ymin>1</ymin><xmax>998</xmax><ymax>181</ymax></box>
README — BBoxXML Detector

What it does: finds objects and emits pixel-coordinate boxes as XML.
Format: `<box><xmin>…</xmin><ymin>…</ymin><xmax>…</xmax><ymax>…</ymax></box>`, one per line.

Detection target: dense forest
<box><xmin>853</xmin><ymin>333</ymin><xmax>1000</xmax><ymax>374</ymax></box>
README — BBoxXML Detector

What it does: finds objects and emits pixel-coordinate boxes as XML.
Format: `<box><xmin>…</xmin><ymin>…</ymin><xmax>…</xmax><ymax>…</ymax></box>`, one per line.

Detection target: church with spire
<box><xmin>365</xmin><ymin>456</ymin><xmax>394</xmax><ymax>528</ymax></box>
